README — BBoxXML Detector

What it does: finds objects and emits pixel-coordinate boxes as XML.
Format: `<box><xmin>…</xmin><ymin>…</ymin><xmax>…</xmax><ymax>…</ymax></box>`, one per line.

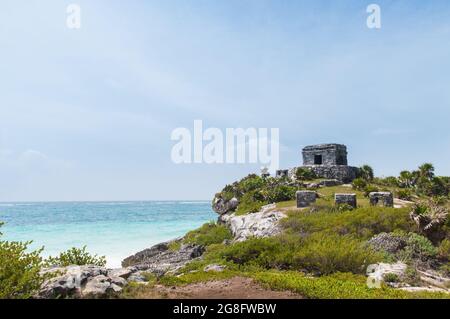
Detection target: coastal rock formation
<box><xmin>38</xmin><ymin>265</ymin><xmax>132</xmax><ymax>298</ymax></box>
<box><xmin>219</xmin><ymin>204</ymin><xmax>286</xmax><ymax>242</ymax></box>
<box><xmin>212</xmin><ymin>196</ymin><xmax>239</xmax><ymax>215</ymax></box>
<box><xmin>121</xmin><ymin>239</ymin><xmax>205</xmax><ymax>276</ymax></box>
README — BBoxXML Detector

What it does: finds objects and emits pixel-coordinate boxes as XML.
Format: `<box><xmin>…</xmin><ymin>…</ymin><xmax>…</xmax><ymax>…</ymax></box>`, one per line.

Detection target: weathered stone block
<box><xmin>335</xmin><ymin>193</ymin><xmax>357</xmax><ymax>208</ymax></box>
<box><xmin>369</xmin><ymin>192</ymin><xmax>394</xmax><ymax>207</ymax></box>
<box><xmin>296</xmin><ymin>190</ymin><xmax>317</xmax><ymax>208</ymax></box>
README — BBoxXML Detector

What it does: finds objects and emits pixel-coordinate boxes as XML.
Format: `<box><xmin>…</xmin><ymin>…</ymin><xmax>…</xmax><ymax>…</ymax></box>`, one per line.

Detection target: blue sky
<box><xmin>1</xmin><ymin>0</ymin><xmax>450</xmax><ymax>201</ymax></box>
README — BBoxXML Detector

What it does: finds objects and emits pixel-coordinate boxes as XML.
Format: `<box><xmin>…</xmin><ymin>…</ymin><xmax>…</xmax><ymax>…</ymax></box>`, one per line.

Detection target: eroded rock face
<box><xmin>38</xmin><ymin>265</ymin><xmax>131</xmax><ymax>299</ymax></box>
<box><xmin>212</xmin><ymin>196</ymin><xmax>239</xmax><ymax>215</ymax></box>
<box><xmin>121</xmin><ymin>239</ymin><xmax>205</xmax><ymax>276</ymax></box>
<box><xmin>219</xmin><ymin>204</ymin><xmax>286</xmax><ymax>242</ymax></box>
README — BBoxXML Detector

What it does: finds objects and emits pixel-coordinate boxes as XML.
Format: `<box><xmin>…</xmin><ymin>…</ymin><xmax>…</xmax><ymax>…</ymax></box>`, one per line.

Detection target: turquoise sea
<box><xmin>0</xmin><ymin>201</ymin><xmax>216</xmax><ymax>268</ymax></box>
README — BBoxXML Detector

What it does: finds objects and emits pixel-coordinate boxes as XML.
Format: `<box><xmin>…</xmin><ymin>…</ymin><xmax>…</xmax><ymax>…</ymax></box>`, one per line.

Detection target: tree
<box><xmin>418</xmin><ymin>163</ymin><xmax>435</xmax><ymax>180</ymax></box>
<box><xmin>398</xmin><ymin>170</ymin><xmax>416</xmax><ymax>188</ymax></box>
<box><xmin>359</xmin><ymin>165</ymin><xmax>374</xmax><ymax>182</ymax></box>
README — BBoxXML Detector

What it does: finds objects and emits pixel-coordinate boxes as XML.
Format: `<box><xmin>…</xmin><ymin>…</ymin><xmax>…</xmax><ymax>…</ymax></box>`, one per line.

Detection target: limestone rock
<box><xmin>366</xmin><ymin>262</ymin><xmax>407</xmax><ymax>284</ymax></box>
<box><xmin>212</xmin><ymin>196</ymin><xmax>239</xmax><ymax>215</ymax></box>
<box><xmin>122</xmin><ymin>239</ymin><xmax>205</xmax><ymax>276</ymax></box>
<box><xmin>203</xmin><ymin>264</ymin><xmax>226</xmax><ymax>272</ymax></box>
<box><xmin>219</xmin><ymin>204</ymin><xmax>286</xmax><ymax>242</ymax></box>
<box><xmin>38</xmin><ymin>265</ymin><xmax>123</xmax><ymax>299</ymax></box>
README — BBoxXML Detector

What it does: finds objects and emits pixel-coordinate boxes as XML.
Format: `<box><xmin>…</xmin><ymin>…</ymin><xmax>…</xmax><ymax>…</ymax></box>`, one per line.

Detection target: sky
<box><xmin>1</xmin><ymin>0</ymin><xmax>450</xmax><ymax>201</ymax></box>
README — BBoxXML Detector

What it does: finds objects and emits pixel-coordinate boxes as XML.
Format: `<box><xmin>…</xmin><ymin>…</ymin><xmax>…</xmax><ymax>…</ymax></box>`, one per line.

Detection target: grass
<box><xmin>281</xmin><ymin>206</ymin><xmax>415</xmax><ymax>240</ymax></box>
<box><xmin>183</xmin><ymin>222</ymin><xmax>232</xmax><ymax>246</ymax></box>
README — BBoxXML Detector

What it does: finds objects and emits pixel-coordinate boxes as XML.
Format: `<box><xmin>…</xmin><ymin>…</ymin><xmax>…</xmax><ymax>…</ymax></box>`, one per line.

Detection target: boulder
<box><xmin>219</xmin><ymin>204</ymin><xmax>286</xmax><ymax>242</ymax></box>
<box><xmin>212</xmin><ymin>196</ymin><xmax>239</xmax><ymax>215</ymax></box>
<box><xmin>38</xmin><ymin>265</ymin><xmax>124</xmax><ymax>299</ymax></box>
<box><xmin>296</xmin><ymin>190</ymin><xmax>317</xmax><ymax>208</ymax></box>
<box><xmin>122</xmin><ymin>240</ymin><xmax>205</xmax><ymax>276</ymax></box>
<box><xmin>367</xmin><ymin>232</ymin><xmax>407</xmax><ymax>254</ymax></box>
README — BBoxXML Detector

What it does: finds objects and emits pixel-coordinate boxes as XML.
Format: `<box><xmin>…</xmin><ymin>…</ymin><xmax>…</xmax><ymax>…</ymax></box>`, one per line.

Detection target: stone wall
<box><xmin>294</xmin><ymin>165</ymin><xmax>359</xmax><ymax>183</ymax></box>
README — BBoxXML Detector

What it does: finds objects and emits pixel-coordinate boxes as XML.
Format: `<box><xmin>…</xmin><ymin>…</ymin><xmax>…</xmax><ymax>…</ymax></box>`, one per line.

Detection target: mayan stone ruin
<box><xmin>335</xmin><ymin>193</ymin><xmax>357</xmax><ymax>208</ymax></box>
<box><xmin>296</xmin><ymin>190</ymin><xmax>317</xmax><ymax>208</ymax></box>
<box><xmin>369</xmin><ymin>192</ymin><xmax>394</xmax><ymax>207</ymax></box>
<box><xmin>296</xmin><ymin>143</ymin><xmax>359</xmax><ymax>183</ymax></box>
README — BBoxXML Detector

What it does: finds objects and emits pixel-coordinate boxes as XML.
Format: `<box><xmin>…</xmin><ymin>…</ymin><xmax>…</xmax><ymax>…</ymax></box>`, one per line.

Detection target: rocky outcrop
<box><xmin>121</xmin><ymin>239</ymin><xmax>205</xmax><ymax>276</ymax></box>
<box><xmin>367</xmin><ymin>232</ymin><xmax>407</xmax><ymax>254</ymax></box>
<box><xmin>212</xmin><ymin>196</ymin><xmax>239</xmax><ymax>215</ymax></box>
<box><xmin>38</xmin><ymin>265</ymin><xmax>133</xmax><ymax>299</ymax></box>
<box><xmin>219</xmin><ymin>204</ymin><xmax>286</xmax><ymax>242</ymax></box>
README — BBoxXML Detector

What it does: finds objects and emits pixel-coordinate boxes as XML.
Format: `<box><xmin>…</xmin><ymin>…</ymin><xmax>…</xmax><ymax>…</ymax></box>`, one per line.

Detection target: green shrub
<box><xmin>0</xmin><ymin>239</ymin><xmax>45</xmax><ymax>299</ymax></box>
<box><xmin>438</xmin><ymin>239</ymin><xmax>450</xmax><ymax>260</ymax></box>
<box><xmin>220</xmin><ymin>233</ymin><xmax>383</xmax><ymax>275</ymax></box>
<box><xmin>397</xmin><ymin>189</ymin><xmax>413</xmax><ymax>201</ymax></box>
<box><xmin>253</xmin><ymin>271</ymin><xmax>449</xmax><ymax>299</ymax></box>
<box><xmin>265</xmin><ymin>185</ymin><xmax>297</xmax><ymax>203</ymax></box>
<box><xmin>352</xmin><ymin>178</ymin><xmax>367</xmax><ymax>191</ymax></box>
<box><xmin>359</xmin><ymin>165</ymin><xmax>374</xmax><ymax>181</ymax></box>
<box><xmin>282</xmin><ymin>206</ymin><xmax>414</xmax><ymax>240</ymax></box>
<box><xmin>383</xmin><ymin>273</ymin><xmax>399</xmax><ymax>283</ymax></box>
<box><xmin>398</xmin><ymin>233</ymin><xmax>438</xmax><ymax>262</ymax></box>
<box><xmin>235</xmin><ymin>192</ymin><xmax>266</xmax><ymax>216</ymax></box>
<box><xmin>292</xmin><ymin>233</ymin><xmax>383</xmax><ymax>275</ymax></box>
<box><xmin>184</xmin><ymin>222</ymin><xmax>232</xmax><ymax>246</ymax></box>
<box><xmin>220</xmin><ymin>237</ymin><xmax>284</xmax><ymax>269</ymax></box>
<box><xmin>364</xmin><ymin>185</ymin><xmax>380</xmax><ymax>197</ymax></box>
<box><xmin>295</xmin><ymin>167</ymin><xmax>316</xmax><ymax>181</ymax></box>
<box><xmin>44</xmin><ymin>246</ymin><xmax>106</xmax><ymax>267</ymax></box>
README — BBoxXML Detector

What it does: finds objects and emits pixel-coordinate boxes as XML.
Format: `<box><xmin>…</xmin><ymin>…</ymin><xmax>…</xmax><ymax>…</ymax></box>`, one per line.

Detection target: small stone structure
<box><xmin>296</xmin><ymin>190</ymin><xmax>317</xmax><ymax>208</ymax></box>
<box><xmin>369</xmin><ymin>192</ymin><xmax>394</xmax><ymax>207</ymax></box>
<box><xmin>335</xmin><ymin>193</ymin><xmax>357</xmax><ymax>208</ymax></box>
<box><xmin>303</xmin><ymin>144</ymin><xmax>348</xmax><ymax>166</ymax></box>
<box><xmin>276</xmin><ymin>169</ymin><xmax>289</xmax><ymax>178</ymax></box>
<box><xmin>291</xmin><ymin>143</ymin><xmax>359</xmax><ymax>183</ymax></box>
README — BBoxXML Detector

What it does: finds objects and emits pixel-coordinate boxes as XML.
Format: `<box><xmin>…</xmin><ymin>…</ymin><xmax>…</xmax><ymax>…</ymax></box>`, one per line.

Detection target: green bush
<box><xmin>0</xmin><ymin>239</ymin><xmax>45</xmax><ymax>299</ymax></box>
<box><xmin>265</xmin><ymin>185</ymin><xmax>297</xmax><ymax>203</ymax></box>
<box><xmin>295</xmin><ymin>167</ymin><xmax>316</xmax><ymax>181</ymax></box>
<box><xmin>291</xmin><ymin>233</ymin><xmax>382</xmax><ymax>275</ymax></box>
<box><xmin>398</xmin><ymin>233</ymin><xmax>438</xmax><ymax>262</ymax></box>
<box><xmin>235</xmin><ymin>192</ymin><xmax>266</xmax><ymax>215</ymax></box>
<box><xmin>397</xmin><ymin>189</ymin><xmax>413</xmax><ymax>201</ymax></box>
<box><xmin>359</xmin><ymin>165</ymin><xmax>374</xmax><ymax>181</ymax></box>
<box><xmin>220</xmin><ymin>233</ymin><xmax>383</xmax><ymax>275</ymax></box>
<box><xmin>438</xmin><ymin>239</ymin><xmax>450</xmax><ymax>260</ymax></box>
<box><xmin>184</xmin><ymin>222</ymin><xmax>232</xmax><ymax>246</ymax></box>
<box><xmin>352</xmin><ymin>178</ymin><xmax>367</xmax><ymax>191</ymax></box>
<box><xmin>44</xmin><ymin>246</ymin><xmax>106</xmax><ymax>267</ymax></box>
<box><xmin>281</xmin><ymin>206</ymin><xmax>414</xmax><ymax>240</ymax></box>
<box><xmin>253</xmin><ymin>271</ymin><xmax>449</xmax><ymax>299</ymax></box>
<box><xmin>364</xmin><ymin>185</ymin><xmax>380</xmax><ymax>197</ymax></box>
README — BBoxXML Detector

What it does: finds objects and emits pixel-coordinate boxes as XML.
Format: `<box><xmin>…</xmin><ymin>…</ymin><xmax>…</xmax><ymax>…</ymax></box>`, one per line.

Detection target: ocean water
<box><xmin>0</xmin><ymin>201</ymin><xmax>216</xmax><ymax>268</ymax></box>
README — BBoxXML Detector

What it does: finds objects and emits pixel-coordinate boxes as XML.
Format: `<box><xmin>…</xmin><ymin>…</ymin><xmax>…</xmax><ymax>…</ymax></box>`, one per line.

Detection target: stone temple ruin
<box><xmin>298</xmin><ymin>143</ymin><xmax>359</xmax><ymax>183</ymax></box>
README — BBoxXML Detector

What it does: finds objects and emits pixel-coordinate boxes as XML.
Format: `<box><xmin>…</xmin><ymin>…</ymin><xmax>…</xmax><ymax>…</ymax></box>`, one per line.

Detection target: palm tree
<box><xmin>418</xmin><ymin>163</ymin><xmax>435</xmax><ymax>180</ymax></box>
<box><xmin>359</xmin><ymin>165</ymin><xmax>374</xmax><ymax>181</ymax></box>
<box><xmin>410</xmin><ymin>200</ymin><xmax>448</xmax><ymax>244</ymax></box>
<box><xmin>398</xmin><ymin>170</ymin><xmax>416</xmax><ymax>188</ymax></box>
